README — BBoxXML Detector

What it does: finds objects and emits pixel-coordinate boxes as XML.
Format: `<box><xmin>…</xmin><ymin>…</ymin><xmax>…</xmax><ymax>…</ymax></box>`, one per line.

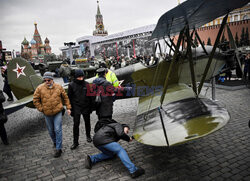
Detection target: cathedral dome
<box><xmin>44</xmin><ymin>37</ymin><xmax>50</xmax><ymax>43</ymax></box>
<box><xmin>30</xmin><ymin>38</ymin><xmax>37</xmax><ymax>45</ymax></box>
<box><xmin>22</xmin><ymin>37</ymin><xmax>29</xmax><ymax>45</ymax></box>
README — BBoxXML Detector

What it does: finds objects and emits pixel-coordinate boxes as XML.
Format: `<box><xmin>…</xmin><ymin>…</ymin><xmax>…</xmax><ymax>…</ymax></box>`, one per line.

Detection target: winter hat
<box><xmin>43</xmin><ymin>72</ymin><xmax>53</xmax><ymax>79</ymax></box>
<box><xmin>96</xmin><ymin>68</ymin><xmax>106</xmax><ymax>77</ymax></box>
<box><xmin>96</xmin><ymin>67</ymin><xmax>106</xmax><ymax>73</ymax></box>
<box><xmin>75</xmin><ymin>69</ymin><xmax>85</xmax><ymax>78</ymax></box>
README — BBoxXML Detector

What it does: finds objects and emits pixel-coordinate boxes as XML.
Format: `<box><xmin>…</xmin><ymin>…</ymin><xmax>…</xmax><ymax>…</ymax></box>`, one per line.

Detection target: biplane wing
<box><xmin>4</xmin><ymin>95</ymin><xmax>34</xmax><ymax>115</ymax></box>
<box><xmin>151</xmin><ymin>0</ymin><xmax>249</xmax><ymax>39</ymax></box>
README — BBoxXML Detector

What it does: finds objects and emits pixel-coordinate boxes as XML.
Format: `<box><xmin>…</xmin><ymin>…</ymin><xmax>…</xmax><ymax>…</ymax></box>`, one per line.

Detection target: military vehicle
<box><xmin>74</xmin><ymin>58</ymin><xmax>97</xmax><ymax>78</ymax></box>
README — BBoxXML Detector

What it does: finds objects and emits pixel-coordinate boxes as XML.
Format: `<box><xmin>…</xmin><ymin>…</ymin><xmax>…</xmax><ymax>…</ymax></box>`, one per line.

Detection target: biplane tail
<box><xmin>7</xmin><ymin>58</ymin><xmax>43</xmax><ymax>101</ymax></box>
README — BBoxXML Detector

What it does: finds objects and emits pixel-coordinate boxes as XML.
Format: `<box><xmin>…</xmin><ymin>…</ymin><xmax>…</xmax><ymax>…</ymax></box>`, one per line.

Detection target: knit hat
<box><xmin>75</xmin><ymin>69</ymin><xmax>84</xmax><ymax>78</ymax></box>
<box><xmin>43</xmin><ymin>72</ymin><xmax>53</xmax><ymax>79</ymax></box>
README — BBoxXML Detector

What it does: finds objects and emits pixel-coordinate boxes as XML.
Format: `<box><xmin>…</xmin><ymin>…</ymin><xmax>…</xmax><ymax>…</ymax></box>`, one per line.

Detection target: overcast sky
<box><xmin>0</xmin><ymin>0</ymin><xmax>183</xmax><ymax>55</ymax></box>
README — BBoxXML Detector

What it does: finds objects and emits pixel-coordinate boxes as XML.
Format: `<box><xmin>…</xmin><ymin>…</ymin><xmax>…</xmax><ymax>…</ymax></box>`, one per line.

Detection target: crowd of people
<box><xmin>217</xmin><ymin>52</ymin><xmax>250</xmax><ymax>83</ymax></box>
<box><xmin>101</xmin><ymin>54</ymin><xmax>158</xmax><ymax>70</ymax></box>
<box><xmin>48</xmin><ymin>53</ymin><xmax>159</xmax><ymax>86</ymax></box>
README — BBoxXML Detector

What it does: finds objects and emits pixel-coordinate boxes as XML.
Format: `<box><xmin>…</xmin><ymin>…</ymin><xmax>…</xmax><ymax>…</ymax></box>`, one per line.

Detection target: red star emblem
<box><xmin>13</xmin><ymin>63</ymin><xmax>26</xmax><ymax>78</ymax></box>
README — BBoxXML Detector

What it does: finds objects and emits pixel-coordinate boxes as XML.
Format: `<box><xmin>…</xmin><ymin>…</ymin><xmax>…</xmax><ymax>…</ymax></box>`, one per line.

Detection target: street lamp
<box><xmin>125</xmin><ymin>45</ymin><xmax>131</xmax><ymax>58</ymax></box>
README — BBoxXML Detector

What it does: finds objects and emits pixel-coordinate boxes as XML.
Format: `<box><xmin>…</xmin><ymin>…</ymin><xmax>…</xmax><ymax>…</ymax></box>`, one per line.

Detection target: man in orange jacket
<box><xmin>33</xmin><ymin>72</ymin><xmax>71</xmax><ymax>158</ymax></box>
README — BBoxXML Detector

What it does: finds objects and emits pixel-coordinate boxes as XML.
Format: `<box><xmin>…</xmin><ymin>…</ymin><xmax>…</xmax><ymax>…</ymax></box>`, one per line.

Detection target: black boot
<box><xmin>3</xmin><ymin>139</ymin><xmax>9</xmax><ymax>145</ymax></box>
<box><xmin>87</xmin><ymin>136</ymin><xmax>92</xmax><ymax>143</ymax></box>
<box><xmin>0</xmin><ymin>124</ymin><xmax>8</xmax><ymax>145</ymax></box>
<box><xmin>131</xmin><ymin>167</ymin><xmax>145</xmax><ymax>178</ymax></box>
<box><xmin>85</xmin><ymin>155</ymin><xmax>92</xmax><ymax>169</ymax></box>
<box><xmin>7</xmin><ymin>97</ymin><xmax>13</xmax><ymax>101</ymax></box>
<box><xmin>70</xmin><ymin>143</ymin><xmax>79</xmax><ymax>150</ymax></box>
<box><xmin>54</xmin><ymin>149</ymin><xmax>62</xmax><ymax>158</ymax></box>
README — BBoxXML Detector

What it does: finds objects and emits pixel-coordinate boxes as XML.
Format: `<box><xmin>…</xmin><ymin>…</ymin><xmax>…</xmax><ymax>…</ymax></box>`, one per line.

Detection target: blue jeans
<box><xmin>44</xmin><ymin>111</ymin><xmax>62</xmax><ymax>150</ymax></box>
<box><xmin>90</xmin><ymin>142</ymin><xmax>137</xmax><ymax>173</ymax></box>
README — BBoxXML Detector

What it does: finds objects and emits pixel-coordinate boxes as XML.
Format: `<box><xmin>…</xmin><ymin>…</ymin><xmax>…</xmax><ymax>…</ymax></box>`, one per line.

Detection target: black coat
<box><xmin>0</xmin><ymin>90</ymin><xmax>6</xmax><ymax>124</ymax></box>
<box><xmin>93</xmin><ymin>120</ymin><xmax>130</xmax><ymax>147</ymax></box>
<box><xmin>2</xmin><ymin>70</ymin><xmax>11</xmax><ymax>94</ymax></box>
<box><xmin>93</xmin><ymin>77</ymin><xmax>115</xmax><ymax>118</ymax></box>
<box><xmin>0</xmin><ymin>90</ymin><xmax>5</xmax><ymax>113</ymax></box>
<box><xmin>68</xmin><ymin>79</ymin><xmax>93</xmax><ymax>115</ymax></box>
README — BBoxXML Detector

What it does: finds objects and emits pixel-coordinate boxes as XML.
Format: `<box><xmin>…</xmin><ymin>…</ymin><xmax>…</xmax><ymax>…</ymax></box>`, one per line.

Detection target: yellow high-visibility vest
<box><xmin>106</xmin><ymin>70</ymin><xmax>119</xmax><ymax>87</ymax></box>
<box><xmin>96</xmin><ymin>69</ymin><xmax>119</xmax><ymax>87</ymax></box>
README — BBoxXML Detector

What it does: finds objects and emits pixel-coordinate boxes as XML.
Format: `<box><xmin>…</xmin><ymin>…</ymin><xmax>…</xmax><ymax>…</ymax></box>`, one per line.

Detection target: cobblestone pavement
<box><xmin>0</xmin><ymin>76</ymin><xmax>250</xmax><ymax>181</ymax></box>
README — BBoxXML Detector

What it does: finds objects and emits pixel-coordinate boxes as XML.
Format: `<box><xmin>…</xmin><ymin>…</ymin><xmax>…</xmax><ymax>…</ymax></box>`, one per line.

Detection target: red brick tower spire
<box><xmin>33</xmin><ymin>22</ymin><xmax>42</xmax><ymax>46</ymax></box>
<box><xmin>44</xmin><ymin>37</ymin><xmax>51</xmax><ymax>54</ymax></box>
<box><xmin>93</xmin><ymin>0</ymin><xmax>108</xmax><ymax>36</ymax></box>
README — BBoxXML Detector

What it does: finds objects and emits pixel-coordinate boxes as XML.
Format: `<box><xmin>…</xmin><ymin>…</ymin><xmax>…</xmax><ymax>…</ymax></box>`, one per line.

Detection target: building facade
<box><xmin>196</xmin><ymin>3</ymin><xmax>250</xmax><ymax>46</ymax></box>
<box><xmin>204</xmin><ymin>3</ymin><xmax>250</xmax><ymax>27</ymax></box>
<box><xmin>21</xmin><ymin>23</ymin><xmax>52</xmax><ymax>60</ymax></box>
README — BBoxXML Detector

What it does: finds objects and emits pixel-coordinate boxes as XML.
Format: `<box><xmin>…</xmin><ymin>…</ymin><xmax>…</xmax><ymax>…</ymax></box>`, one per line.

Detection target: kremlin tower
<box><xmin>93</xmin><ymin>1</ymin><xmax>108</xmax><ymax>36</ymax></box>
<box><xmin>21</xmin><ymin>22</ymin><xmax>52</xmax><ymax>60</ymax></box>
<box><xmin>44</xmin><ymin>37</ymin><xmax>51</xmax><ymax>54</ymax></box>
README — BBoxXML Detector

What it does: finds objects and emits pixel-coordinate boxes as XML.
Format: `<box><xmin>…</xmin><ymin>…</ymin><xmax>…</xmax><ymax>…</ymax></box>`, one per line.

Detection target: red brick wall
<box><xmin>173</xmin><ymin>20</ymin><xmax>250</xmax><ymax>45</ymax></box>
<box><xmin>197</xmin><ymin>20</ymin><xmax>250</xmax><ymax>45</ymax></box>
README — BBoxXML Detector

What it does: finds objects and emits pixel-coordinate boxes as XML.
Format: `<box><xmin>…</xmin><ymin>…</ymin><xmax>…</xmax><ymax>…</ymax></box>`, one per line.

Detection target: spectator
<box><xmin>59</xmin><ymin>61</ymin><xmax>71</xmax><ymax>83</ymax></box>
<box><xmin>98</xmin><ymin>63</ymin><xmax>119</xmax><ymax>87</ymax></box>
<box><xmin>93</xmin><ymin>68</ymin><xmax>115</xmax><ymax>120</ymax></box>
<box><xmin>68</xmin><ymin>69</ymin><xmax>94</xmax><ymax>150</ymax></box>
<box><xmin>33</xmin><ymin>72</ymin><xmax>71</xmax><ymax>158</ymax></box>
<box><xmin>1</xmin><ymin>66</ymin><xmax>14</xmax><ymax>101</ymax></box>
<box><xmin>243</xmin><ymin>53</ymin><xmax>250</xmax><ymax>82</ymax></box>
<box><xmin>0</xmin><ymin>89</ymin><xmax>9</xmax><ymax>145</ymax></box>
<box><xmin>121</xmin><ymin>57</ymin><xmax>126</xmax><ymax>68</ymax></box>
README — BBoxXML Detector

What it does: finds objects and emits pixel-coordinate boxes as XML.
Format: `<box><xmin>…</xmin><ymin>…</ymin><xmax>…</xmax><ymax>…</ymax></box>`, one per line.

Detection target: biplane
<box><xmin>4</xmin><ymin>0</ymin><xmax>249</xmax><ymax>147</ymax></box>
